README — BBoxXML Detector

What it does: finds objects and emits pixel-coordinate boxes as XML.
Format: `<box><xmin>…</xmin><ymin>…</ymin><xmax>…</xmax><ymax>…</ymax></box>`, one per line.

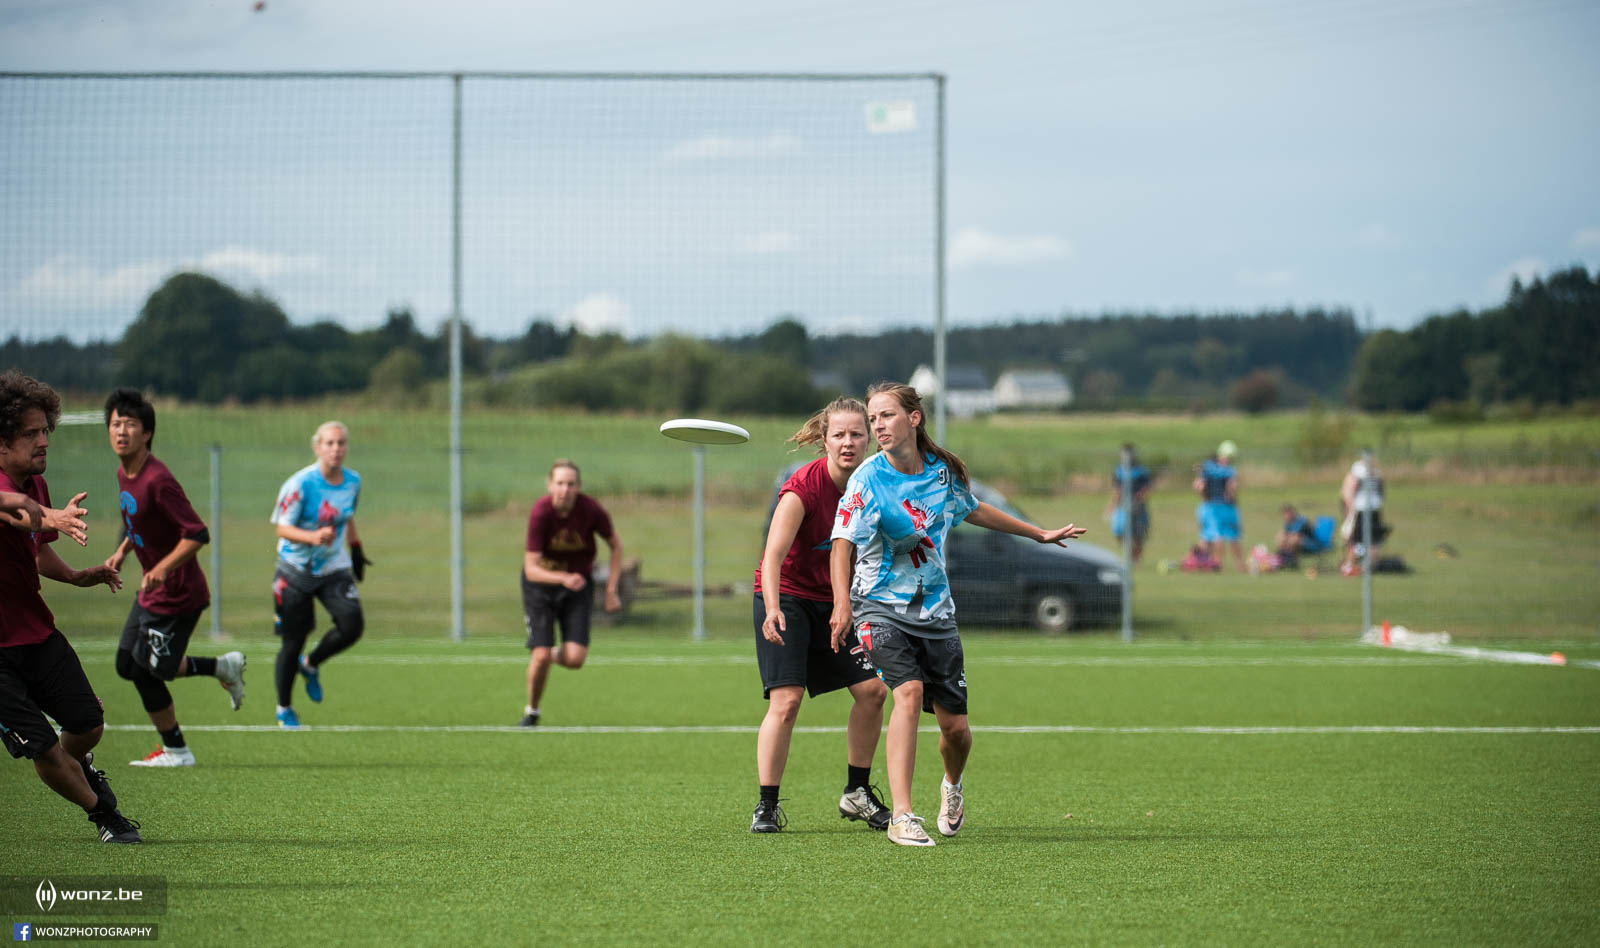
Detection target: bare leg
<box><xmin>886</xmin><ymin>680</ymin><xmax>923</xmax><ymax>816</ymax></box>
<box><xmin>36</xmin><ymin>739</ymin><xmax>99</xmax><ymax>809</ymax></box>
<box><xmin>58</xmin><ymin>725</ymin><xmax>102</xmax><ymax>761</ymax></box>
<box><xmin>932</xmin><ymin>702</ymin><xmax>971</xmax><ymax>785</ymax></box>
<box><xmin>845</xmin><ymin>677</ymin><xmax>887</xmax><ymax>769</ymax></box>
<box><xmin>526</xmin><ymin>648</ymin><xmax>553</xmax><ymax>708</ymax></box>
<box><xmin>146</xmin><ymin>704</ymin><xmax>178</xmax><ymax>732</ymax></box>
<box><xmin>756</xmin><ymin>686</ymin><xmax>803</xmax><ymax>786</ymax></box>
<box><xmin>553</xmin><ymin>642</ymin><xmax>588</xmax><ymax>670</ymax></box>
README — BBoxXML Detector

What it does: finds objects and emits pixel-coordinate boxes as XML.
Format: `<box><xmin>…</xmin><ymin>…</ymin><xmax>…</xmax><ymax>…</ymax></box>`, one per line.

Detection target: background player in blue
<box><xmin>829</xmin><ymin>382</ymin><xmax>1087</xmax><ymax>847</ymax></box>
<box><xmin>1107</xmin><ymin>442</ymin><xmax>1152</xmax><ymax>564</ymax></box>
<box><xmin>1193</xmin><ymin>440</ymin><xmax>1244</xmax><ymax>572</ymax></box>
<box><xmin>269</xmin><ymin>420</ymin><xmax>371</xmax><ymax>728</ymax></box>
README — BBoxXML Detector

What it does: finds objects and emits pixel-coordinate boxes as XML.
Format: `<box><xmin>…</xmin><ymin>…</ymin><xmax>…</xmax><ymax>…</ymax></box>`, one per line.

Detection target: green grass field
<box><xmin>4</xmin><ymin>634</ymin><xmax>1599</xmax><ymax>945</ymax></box>
<box><xmin>7</xmin><ymin>405</ymin><xmax>1598</xmax><ymax>943</ymax></box>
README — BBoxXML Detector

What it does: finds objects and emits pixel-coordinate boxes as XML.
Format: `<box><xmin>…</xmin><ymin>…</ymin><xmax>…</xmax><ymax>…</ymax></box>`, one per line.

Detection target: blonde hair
<box><xmin>787</xmin><ymin>396</ymin><xmax>867</xmax><ymax>454</ymax></box>
<box><xmin>311</xmin><ymin>420</ymin><xmax>349</xmax><ymax>451</ymax></box>
<box><xmin>548</xmin><ymin>458</ymin><xmax>581</xmax><ymax>482</ymax></box>
<box><xmin>865</xmin><ymin>382</ymin><xmax>969</xmax><ymax>487</ymax></box>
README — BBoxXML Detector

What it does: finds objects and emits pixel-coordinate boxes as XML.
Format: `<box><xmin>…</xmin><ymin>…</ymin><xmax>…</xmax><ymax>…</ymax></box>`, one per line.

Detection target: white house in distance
<box><xmin>993</xmin><ymin>369</ymin><xmax>1073</xmax><ymax>410</ymax></box>
<box><xmin>909</xmin><ymin>364</ymin><xmax>996</xmax><ymax>418</ymax></box>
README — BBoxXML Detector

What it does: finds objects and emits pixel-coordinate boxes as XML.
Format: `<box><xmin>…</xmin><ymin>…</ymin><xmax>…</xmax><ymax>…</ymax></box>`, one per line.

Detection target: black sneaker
<box><xmin>89</xmin><ymin>809</ymin><xmax>142</xmax><ymax>844</ymax></box>
<box><xmin>518</xmin><ymin>711</ymin><xmax>540</xmax><ymax>727</ymax></box>
<box><xmin>79</xmin><ymin>752</ymin><xmax>115</xmax><ymax>809</ymax></box>
<box><xmin>839</xmin><ymin>784</ymin><xmax>892</xmax><ymax>830</ymax></box>
<box><xmin>750</xmin><ymin>799</ymin><xmax>786</xmax><ymax>833</ymax></box>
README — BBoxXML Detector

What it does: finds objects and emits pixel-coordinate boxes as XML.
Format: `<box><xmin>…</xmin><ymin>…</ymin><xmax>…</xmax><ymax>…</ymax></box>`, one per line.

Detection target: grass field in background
<box><xmin>3</xmin><ymin>636</ymin><xmax>1598</xmax><ymax>945</ymax></box>
<box><xmin>31</xmin><ymin>405</ymin><xmax>1600</xmax><ymax>643</ymax></box>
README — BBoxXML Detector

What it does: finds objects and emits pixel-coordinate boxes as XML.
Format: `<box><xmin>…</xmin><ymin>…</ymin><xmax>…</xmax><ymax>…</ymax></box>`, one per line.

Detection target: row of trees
<box><xmin>1348</xmin><ymin>267</ymin><xmax>1600</xmax><ymax>411</ymax></box>
<box><xmin>6</xmin><ymin>266</ymin><xmax>1595</xmax><ymax>414</ymax></box>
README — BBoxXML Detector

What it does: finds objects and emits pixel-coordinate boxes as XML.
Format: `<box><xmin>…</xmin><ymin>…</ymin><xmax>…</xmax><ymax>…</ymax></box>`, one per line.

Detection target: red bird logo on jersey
<box><xmin>838</xmin><ymin>491</ymin><xmax>865</xmax><ymax>527</ymax></box>
<box><xmin>277</xmin><ymin>489</ymin><xmax>301</xmax><ymax>517</ymax></box>
<box><xmin>901</xmin><ymin>500</ymin><xmax>935</xmax><ymax>567</ymax></box>
<box><xmin>316</xmin><ymin>500</ymin><xmax>340</xmax><ymax>526</ymax></box>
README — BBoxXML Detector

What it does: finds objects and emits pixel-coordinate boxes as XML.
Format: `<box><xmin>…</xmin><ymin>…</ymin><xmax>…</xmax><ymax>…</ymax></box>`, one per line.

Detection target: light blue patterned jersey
<box><xmin>271</xmin><ymin>463</ymin><xmax>362</xmax><ymax>576</ymax></box>
<box><xmin>831</xmin><ymin>451</ymin><xmax>979</xmax><ymax>627</ymax></box>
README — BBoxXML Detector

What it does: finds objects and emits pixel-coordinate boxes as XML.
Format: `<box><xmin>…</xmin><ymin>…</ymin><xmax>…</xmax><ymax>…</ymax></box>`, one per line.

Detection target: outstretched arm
<box><xmin>1</xmin><ymin>491</ymin><xmax>89</xmax><ymax>546</ymax></box>
<box><xmin>37</xmin><ymin>542</ymin><xmax>122</xmax><ymax>592</ymax></box>
<box><xmin>965</xmin><ymin>501</ymin><xmax>1087</xmax><ymax>546</ymax></box>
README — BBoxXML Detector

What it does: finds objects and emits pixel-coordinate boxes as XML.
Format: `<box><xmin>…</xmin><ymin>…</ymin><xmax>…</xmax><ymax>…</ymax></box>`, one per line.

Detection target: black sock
<box><xmin>159</xmin><ymin>726</ymin><xmax>186</xmax><ymax>749</ymax></box>
<box><xmin>846</xmin><ymin>765</ymin><xmax>871</xmax><ymax>792</ymax></box>
<box><xmin>187</xmin><ymin>656</ymin><xmax>217</xmax><ymax>677</ymax></box>
<box><xmin>86</xmin><ymin>793</ymin><xmax>114</xmax><ymax>815</ymax></box>
<box><xmin>760</xmin><ymin>784</ymin><xmax>780</xmax><ymax>805</ymax></box>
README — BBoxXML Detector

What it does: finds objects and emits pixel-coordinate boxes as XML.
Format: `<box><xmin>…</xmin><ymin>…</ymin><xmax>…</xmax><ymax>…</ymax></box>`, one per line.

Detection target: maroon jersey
<box><xmin>525</xmin><ymin>494</ymin><xmax>614</xmax><ymax>578</ymax></box>
<box><xmin>753</xmin><ymin>458</ymin><xmax>841</xmax><ymax>602</ymax></box>
<box><xmin>0</xmin><ymin>469</ymin><xmax>58</xmax><ymax>647</ymax></box>
<box><xmin>117</xmin><ymin>455</ymin><xmax>210</xmax><ymax>614</ymax></box>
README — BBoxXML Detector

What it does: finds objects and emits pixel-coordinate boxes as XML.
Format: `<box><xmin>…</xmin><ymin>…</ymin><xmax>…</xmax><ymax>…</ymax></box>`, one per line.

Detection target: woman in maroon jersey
<box><xmin>749</xmin><ymin>396</ymin><xmax>889</xmax><ymax>833</ymax></box>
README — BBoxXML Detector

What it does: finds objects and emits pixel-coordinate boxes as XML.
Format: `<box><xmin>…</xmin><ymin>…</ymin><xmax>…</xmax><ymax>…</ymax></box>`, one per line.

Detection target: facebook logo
<box><xmin>12</xmin><ymin>923</ymin><xmax>29</xmax><ymax>942</ymax></box>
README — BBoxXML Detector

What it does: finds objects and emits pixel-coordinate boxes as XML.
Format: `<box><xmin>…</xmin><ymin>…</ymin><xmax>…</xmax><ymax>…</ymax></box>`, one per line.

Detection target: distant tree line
<box><xmin>4</xmin><ymin>266</ymin><xmax>1594</xmax><ymax>415</ymax></box>
<box><xmin>1348</xmin><ymin>266</ymin><xmax>1600</xmax><ymax>412</ymax></box>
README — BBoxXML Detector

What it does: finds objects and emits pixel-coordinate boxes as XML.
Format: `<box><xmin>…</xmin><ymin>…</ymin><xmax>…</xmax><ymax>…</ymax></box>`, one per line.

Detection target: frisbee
<box><xmin>659</xmin><ymin>418</ymin><xmax>750</xmax><ymax>445</ymax></box>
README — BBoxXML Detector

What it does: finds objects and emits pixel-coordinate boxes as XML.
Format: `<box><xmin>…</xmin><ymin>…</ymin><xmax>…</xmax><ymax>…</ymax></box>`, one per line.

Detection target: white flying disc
<box><xmin>659</xmin><ymin>418</ymin><xmax>750</xmax><ymax>445</ymax></box>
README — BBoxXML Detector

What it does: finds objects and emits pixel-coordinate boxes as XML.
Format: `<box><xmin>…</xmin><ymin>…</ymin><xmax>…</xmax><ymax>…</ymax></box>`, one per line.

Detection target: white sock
<box><xmin>277</xmin><ymin>704</ymin><xmax>290</xmax><ymax>714</ymax></box>
<box><xmin>524</xmin><ymin>705</ymin><xmax>539</xmax><ymax>716</ymax></box>
<box><xmin>943</xmin><ymin>776</ymin><xmax>962</xmax><ymax>790</ymax></box>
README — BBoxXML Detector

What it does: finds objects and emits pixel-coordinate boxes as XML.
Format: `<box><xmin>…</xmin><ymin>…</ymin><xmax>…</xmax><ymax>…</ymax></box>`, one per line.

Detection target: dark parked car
<box><xmin>767</xmin><ymin>465</ymin><xmax>1125</xmax><ymax>632</ymax></box>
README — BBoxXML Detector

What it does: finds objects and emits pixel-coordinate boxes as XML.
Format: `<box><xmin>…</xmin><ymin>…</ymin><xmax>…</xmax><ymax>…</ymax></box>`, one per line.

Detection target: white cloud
<box><xmin>1356</xmin><ymin>223</ymin><xmax>1399</xmax><ymax>248</ymax></box>
<box><xmin>738</xmin><ymin>231</ymin><xmax>797</xmax><ymax>254</ymax></box>
<box><xmin>664</xmin><ymin>131</ymin><xmax>801</xmax><ymax>160</ymax></box>
<box><xmin>1572</xmin><ymin>227</ymin><xmax>1600</xmax><ymax>250</ymax></box>
<box><xmin>558</xmin><ymin>292</ymin><xmax>632</xmax><ymax>334</ymax></box>
<box><xmin>14</xmin><ymin>256</ymin><xmax>169</xmax><ymax>311</ymax></box>
<box><xmin>197</xmin><ymin>245</ymin><xmax>323</xmax><ymax>281</ymax></box>
<box><xmin>1489</xmin><ymin>257</ymin><xmax>1544</xmax><ymax>295</ymax></box>
<box><xmin>1236</xmin><ymin>267</ymin><xmax>1296</xmax><ymax>289</ymax></box>
<box><xmin>947</xmin><ymin>227</ymin><xmax>1073</xmax><ymax>269</ymax></box>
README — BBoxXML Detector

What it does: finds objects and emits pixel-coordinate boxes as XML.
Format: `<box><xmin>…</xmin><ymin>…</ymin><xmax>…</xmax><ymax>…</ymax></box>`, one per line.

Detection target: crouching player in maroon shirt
<box><xmin>102</xmin><ymin>388</ymin><xmax>245</xmax><ymax>767</ymax></box>
<box><xmin>0</xmin><ymin>370</ymin><xmax>142</xmax><ymax>843</ymax></box>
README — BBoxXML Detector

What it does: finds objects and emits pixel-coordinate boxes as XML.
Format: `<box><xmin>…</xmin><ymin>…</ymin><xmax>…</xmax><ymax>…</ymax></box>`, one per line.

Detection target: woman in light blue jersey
<box><xmin>268</xmin><ymin>421</ymin><xmax>371</xmax><ymax>728</ymax></box>
<box><xmin>828</xmin><ymin>382</ymin><xmax>1087</xmax><ymax>847</ymax></box>
<box><xmin>1193</xmin><ymin>440</ymin><xmax>1244</xmax><ymax>572</ymax></box>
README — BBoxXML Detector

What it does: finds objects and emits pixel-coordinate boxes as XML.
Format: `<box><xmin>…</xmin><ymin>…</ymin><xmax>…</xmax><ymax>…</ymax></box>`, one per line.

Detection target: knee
<box><xmin>768</xmin><ymin>690</ymin><xmax>803</xmax><ymax>724</ymax></box>
<box><xmin>337</xmin><ymin>612</ymin><xmax>364</xmax><ymax>643</ymax></box>
<box><xmin>893</xmin><ymin>680</ymin><xmax>924</xmax><ymax>708</ymax></box>
<box><xmin>562</xmin><ymin>650</ymin><xmax>587</xmax><ymax>671</ymax></box>
<box><xmin>940</xmin><ymin>717</ymin><xmax>971</xmax><ymax>743</ymax></box>
<box><xmin>856</xmin><ymin>679</ymin><xmax>888</xmax><ymax>710</ymax></box>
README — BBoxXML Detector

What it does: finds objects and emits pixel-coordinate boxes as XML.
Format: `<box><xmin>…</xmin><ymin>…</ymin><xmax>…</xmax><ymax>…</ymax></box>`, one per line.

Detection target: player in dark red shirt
<box><xmin>0</xmin><ymin>370</ymin><xmax>141</xmax><ymax>843</ymax></box>
<box><xmin>518</xmin><ymin>458</ymin><xmax>623</xmax><ymax>727</ymax></box>
<box><xmin>102</xmin><ymin>388</ymin><xmax>245</xmax><ymax>768</ymax></box>
<box><xmin>749</xmin><ymin>396</ymin><xmax>889</xmax><ymax>833</ymax></box>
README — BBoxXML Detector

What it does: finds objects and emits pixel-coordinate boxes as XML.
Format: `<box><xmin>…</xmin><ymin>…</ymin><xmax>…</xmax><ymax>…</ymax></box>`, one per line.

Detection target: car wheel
<box><xmin>1030</xmin><ymin>591</ymin><xmax>1075</xmax><ymax>634</ymax></box>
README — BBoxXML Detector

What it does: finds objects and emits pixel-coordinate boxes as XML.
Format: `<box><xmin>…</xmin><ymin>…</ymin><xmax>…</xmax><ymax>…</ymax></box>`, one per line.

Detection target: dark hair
<box><xmin>788</xmin><ymin>396</ymin><xmax>868</xmax><ymax>454</ymax></box>
<box><xmin>865</xmin><ymin>381</ymin><xmax>969</xmax><ymax>487</ymax></box>
<box><xmin>103</xmin><ymin>387</ymin><xmax>156</xmax><ymax>448</ymax></box>
<box><xmin>0</xmin><ymin>370</ymin><xmax>61</xmax><ymax>446</ymax></box>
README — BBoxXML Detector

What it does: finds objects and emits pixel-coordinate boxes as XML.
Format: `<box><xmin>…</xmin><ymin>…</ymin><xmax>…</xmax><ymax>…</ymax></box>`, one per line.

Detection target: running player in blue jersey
<box><xmin>269</xmin><ymin>421</ymin><xmax>371</xmax><ymax>728</ymax></box>
<box><xmin>829</xmin><ymin>382</ymin><xmax>1087</xmax><ymax>847</ymax></box>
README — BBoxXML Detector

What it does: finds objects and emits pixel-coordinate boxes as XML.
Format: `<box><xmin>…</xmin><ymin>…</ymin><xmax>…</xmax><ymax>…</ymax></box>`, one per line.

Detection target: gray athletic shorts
<box><xmin>854</xmin><ymin>615</ymin><xmax>967</xmax><ymax>716</ymax></box>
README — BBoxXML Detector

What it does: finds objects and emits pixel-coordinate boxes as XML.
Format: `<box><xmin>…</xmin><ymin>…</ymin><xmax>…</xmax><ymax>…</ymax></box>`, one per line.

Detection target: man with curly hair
<box><xmin>0</xmin><ymin>370</ymin><xmax>143</xmax><ymax>843</ymax></box>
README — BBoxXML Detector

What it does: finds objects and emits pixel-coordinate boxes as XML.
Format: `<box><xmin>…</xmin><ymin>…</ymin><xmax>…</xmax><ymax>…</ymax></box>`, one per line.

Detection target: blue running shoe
<box><xmin>299</xmin><ymin>658</ymin><xmax>323</xmax><ymax>703</ymax></box>
<box><xmin>276</xmin><ymin>707</ymin><xmax>302</xmax><ymax>729</ymax></box>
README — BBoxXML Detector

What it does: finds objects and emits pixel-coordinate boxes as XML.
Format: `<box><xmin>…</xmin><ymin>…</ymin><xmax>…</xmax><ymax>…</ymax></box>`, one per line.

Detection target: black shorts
<box><xmin>753</xmin><ymin>593</ymin><xmax>879</xmax><ymax>700</ymax></box>
<box><xmin>117</xmin><ymin>603</ymin><xmax>205</xmax><ymax>681</ymax></box>
<box><xmin>273</xmin><ymin>564</ymin><xmax>362</xmax><ymax>640</ymax></box>
<box><xmin>0</xmin><ymin>631</ymin><xmax>105</xmax><ymax>760</ymax></box>
<box><xmin>855</xmin><ymin>616</ymin><xmax>968</xmax><ymax>716</ymax></box>
<box><xmin>523</xmin><ymin>576</ymin><xmax>594</xmax><ymax>650</ymax></box>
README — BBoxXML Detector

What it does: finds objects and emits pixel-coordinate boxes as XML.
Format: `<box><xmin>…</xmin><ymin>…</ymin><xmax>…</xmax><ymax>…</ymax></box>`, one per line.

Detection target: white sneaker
<box><xmin>130</xmin><ymin>746</ymin><xmax>196</xmax><ymax>767</ymax></box>
<box><xmin>937</xmin><ymin>781</ymin><xmax>965</xmax><ymax>837</ymax></box>
<box><xmin>887</xmin><ymin>813</ymin><xmax>935</xmax><ymax>847</ymax></box>
<box><xmin>216</xmin><ymin>651</ymin><xmax>246</xmax><ymax>710</ymax></box>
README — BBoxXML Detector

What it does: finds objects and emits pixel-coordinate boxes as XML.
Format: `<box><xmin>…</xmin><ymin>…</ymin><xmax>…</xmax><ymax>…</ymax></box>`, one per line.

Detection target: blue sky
<box><xmin>2</xmin><ymin>0</ymin><xmax>1597</xmax><ymax>341</ymax></box>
